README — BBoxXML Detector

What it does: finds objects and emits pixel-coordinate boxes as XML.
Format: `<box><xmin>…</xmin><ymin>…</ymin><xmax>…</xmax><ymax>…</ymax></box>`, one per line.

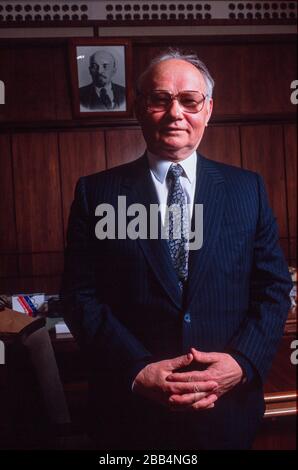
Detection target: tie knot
<box><xmin>167</xmin><ymin>164</ymin><xmax>184</xmax><ymax>182</ymax></box>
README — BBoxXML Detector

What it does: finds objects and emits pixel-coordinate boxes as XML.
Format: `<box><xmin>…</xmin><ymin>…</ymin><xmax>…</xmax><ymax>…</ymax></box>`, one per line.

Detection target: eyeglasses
<box><xmin>141</xmin><ymin>90</ymin><xmax>207</xmax><ymax>114</ymax></box>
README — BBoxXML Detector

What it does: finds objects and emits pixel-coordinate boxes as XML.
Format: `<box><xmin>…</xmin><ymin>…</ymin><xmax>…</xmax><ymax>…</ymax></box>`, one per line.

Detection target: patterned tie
<box><xmin>166</xmin><ymin>164</ymin><xmax>189</xmax><ymax>289</ymax></box>
<box><xmin>100</xmin><ymin>87</ymin><xmax>112</xmax><ymax>109</ymax></box>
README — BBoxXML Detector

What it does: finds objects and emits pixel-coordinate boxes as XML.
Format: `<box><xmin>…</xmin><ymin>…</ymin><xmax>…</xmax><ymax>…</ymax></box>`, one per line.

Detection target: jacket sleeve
<box><xmin>60</xmin><ymin>177</ymin><xmax>153</xmax><ymax>392</ymax></box>
<box><xmin>227</xmin><ymin>173</ymin><xmax>292</xmax><ymax>383</ymax></box>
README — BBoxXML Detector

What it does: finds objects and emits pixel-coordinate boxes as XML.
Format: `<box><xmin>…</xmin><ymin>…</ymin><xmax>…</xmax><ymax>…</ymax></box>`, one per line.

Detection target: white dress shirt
<box><xmin>147</xmin><ymin>150</ymin><xmax>198</xmax><ymax>224</ymax></box>
<box><xmin>131</xmin><ymin>151</ymin><xmax>197</xmax><ymax>391</ymax></box>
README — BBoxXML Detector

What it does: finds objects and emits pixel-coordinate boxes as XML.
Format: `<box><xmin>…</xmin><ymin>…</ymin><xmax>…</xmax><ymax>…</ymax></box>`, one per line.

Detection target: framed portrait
<box><xmin>68</xmin><ymin>38</ymin><xmax>132</xmax><ymax>118</ymax></box>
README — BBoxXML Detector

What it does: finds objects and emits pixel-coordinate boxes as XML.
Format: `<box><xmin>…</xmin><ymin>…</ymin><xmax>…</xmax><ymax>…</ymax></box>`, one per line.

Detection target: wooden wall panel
<box><xmin>59</xmin><ymin>130</ymin><xmax>106</xmax><ymax>239</ymax></box>
<box><xmin>0</xmin><ymin>134</ymin><xmax>17</xmax><ymax>252</ymax></box>
<box><xmin>253</xmin><ymin>416</ymin><xmax>296</xmax><ymax>450</ymax></box>
<box><xmin>1</xmin><ymin>275</ymin><xmax>61</xmax><ymax>294</ymax></box>
<box><xmin>133</xmin><ymin>41</ymin><xmax>296</xmax><ymax>117</ymax></box>
<box><xmin>15</xmin><ymin>276</ymin><xmax>62</xmax><ymax>294</ymax></box>
<box><xmin>11</xmin><ymin>47</ymin><xmax>58</xmax><ymax>121</ymax></box>
<box><xmin>198</xmin><ymin>125</ymin><xmax>241</xmax><ymax>167</ymax></box>
<box><xmin>0</xmin><ymin>38</ymin><xmax>295</xmax><ymax>124</ymax></box>
<box><xmin>240</xmin><ymin>125</ymin><xmax>288</xmax><ymax>238</ymax></box>
<box><xmin>279</xmin><ymin>239</ymin><xmax>289</xmax><ymax>262</ymax></box>
<box><xmin>202</xmin><ymin>44</ymin><xmax>245</xmax><ymax>117</ymax></box>
<box><xmin>289</xmin><ymin>239</ymin><xmax>297</xmax><ymax>267</ymax></box>
<box><xmin>0</xmin><ymin>277</ymin><xmax>20</xmax><ymax>294</ymax></box>
<box><xmin>284</xmin><ymin>124</ymin><xmax>297</xmax><ymax>240</ymax></box>
<box><xmin>0</xmin><ymin>49</ymin><xmax>13</xmax><ymax>121</ymax></box>
<box><xmin>19</xmin><ymin>253</ymin><xmax>63</xmax><ymax>277</ymax></box>
<box><xmin>208</xmin><ymin>42</ymin><xmax>296</xmax><ymax>116</ymax></box>
<box><xmin>106</xmin><ymin>129</ymin><xmax>146</xmax><ymax>169</ymax></box>
<box><xmin>0</xmin><ymin>255</ymin><xmax>18</xmax><ymax>278</ymax></box>
<box><xmin>132</xmin><ymin>44</ymin><xmax>162</xmax><ymax>89</ymax></box>
<box><xmin>0</xmin><ymin>37</ymin><xmax>295</xmax><ymax>295</ymax></box>
<box><xmin>12</xmin><ymin>133</ymin><xmax>64</xmax><ymax>252</ymax></box>
<box><xmin>0</xmin><ymin>45</ymin><xmax>71</xmax><ymax>122</ymax></box>
<box><xmin>52</xmin><ymin>46</ymin><xmax>73</xmax><ymax>121</ymax></box>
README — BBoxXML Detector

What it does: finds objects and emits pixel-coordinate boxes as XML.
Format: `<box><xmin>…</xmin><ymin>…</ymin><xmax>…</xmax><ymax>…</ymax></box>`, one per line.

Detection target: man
<box><xmin>79</xmin><ymin>49</ymin><xmax>126</xmax><ymax>111</ymax></box>
<box><xmin>61</xmin><ymin>50</ymin><xmax>292</xmax><ymax>450</ymax></box>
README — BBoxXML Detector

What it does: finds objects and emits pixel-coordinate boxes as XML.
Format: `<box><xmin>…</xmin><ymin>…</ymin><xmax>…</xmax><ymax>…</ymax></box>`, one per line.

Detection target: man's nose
<box><xmin>96</xmin><ymin>65</ymin><xmax>104</xmax><ymax>74</ymax></box>
<box><xmin>166</xmin><ymin>98</ymin><xmax>183</xmax><ymax>119</ymax></box>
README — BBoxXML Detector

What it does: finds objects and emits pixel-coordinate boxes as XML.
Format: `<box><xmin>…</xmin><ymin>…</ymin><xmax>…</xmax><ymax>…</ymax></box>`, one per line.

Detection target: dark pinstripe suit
<box><xmin>61</xmin><ymin>153</ymin><xmax>292</xmax><ymax>449</ymax></box>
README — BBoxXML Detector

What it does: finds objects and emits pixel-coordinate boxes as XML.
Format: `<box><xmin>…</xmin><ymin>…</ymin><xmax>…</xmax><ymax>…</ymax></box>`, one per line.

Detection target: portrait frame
<box><xmin>68</xmin><ymin>38</ymin><xmax>133</xmax><ymax>118</ymax></box>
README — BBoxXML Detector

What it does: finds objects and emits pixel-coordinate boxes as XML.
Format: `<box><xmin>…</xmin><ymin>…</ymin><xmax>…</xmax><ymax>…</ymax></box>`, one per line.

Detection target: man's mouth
<box><xmin>162</xmin><ymin>128</ymin><xmax>186</xmax><ymax>133</ymax></box>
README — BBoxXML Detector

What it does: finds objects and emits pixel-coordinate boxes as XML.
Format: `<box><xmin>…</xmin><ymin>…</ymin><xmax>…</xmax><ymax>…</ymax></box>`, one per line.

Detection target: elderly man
<box><xmin>79</xmin><ymin>49</ymin><xmax>126</xmax><ymax>111</ymax></box>
<box><xmin>61</xmin><ymin>50</ymin><xmax>292</xmax><ymax>450</ymax></box>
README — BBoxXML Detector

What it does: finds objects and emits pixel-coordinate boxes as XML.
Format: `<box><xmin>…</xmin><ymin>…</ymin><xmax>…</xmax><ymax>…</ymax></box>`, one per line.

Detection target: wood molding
<box><xmin>0</xmin><ymin>114</ymin><xmax>296</xmax><ymax>132</ymax></box>
<box><xmin>0</xmin><ymin>19</ymin><xmax>296</xmax><ymax>29</ymax></box>
<box><xmin>264</xmin><ymin>391</ymin><xmax>297</xmax><ymax>418</ymax></box>
<box><xmin>0</xmin><ymin>34</ymin><xmax>296</xmax><ymax>47</ymax></box>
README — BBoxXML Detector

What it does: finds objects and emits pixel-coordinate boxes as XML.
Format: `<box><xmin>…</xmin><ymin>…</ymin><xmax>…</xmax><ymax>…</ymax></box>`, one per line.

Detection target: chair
<box><xmin>2</xmin><ymin>317</ymin><xmax>71</xmax><ymax>448</ymax></box>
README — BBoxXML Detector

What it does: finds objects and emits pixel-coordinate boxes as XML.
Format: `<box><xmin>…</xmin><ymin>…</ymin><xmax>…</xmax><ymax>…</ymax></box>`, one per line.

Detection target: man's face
<box><xmin>89</xmin><ymin>51</ymin><xmax>116</xmax><ymax>88</ymax></box>
<box><xmin>136</xmin><ymin>59</ymin><xmax>213</xmax><ymax>161</ymax></box>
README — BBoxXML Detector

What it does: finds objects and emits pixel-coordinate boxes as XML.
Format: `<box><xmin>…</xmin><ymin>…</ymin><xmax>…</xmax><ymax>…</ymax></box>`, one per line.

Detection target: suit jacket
<box><xmin>61</xmin><ymin>153</ymin><xmax>292</xmax><ymax>450</ymax></box>
<box><xmin>79</xmin><ymin>82</ymin><xmax>126</xmax><ymax>110</ymax></box>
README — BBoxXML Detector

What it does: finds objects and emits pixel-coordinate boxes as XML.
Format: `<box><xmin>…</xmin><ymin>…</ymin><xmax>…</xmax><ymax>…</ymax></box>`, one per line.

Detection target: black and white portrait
<box><xmin>76</xmin><ymin>45</ymin><xmax>126</xmax><ymax>112</ymax></box>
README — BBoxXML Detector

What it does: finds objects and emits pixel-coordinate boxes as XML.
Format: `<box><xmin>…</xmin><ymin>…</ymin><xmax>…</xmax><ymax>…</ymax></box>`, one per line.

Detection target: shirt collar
<box><xmin>147</xmin><ymin>150</ymin><xmax>197</xmax><ymax>184</ymax></box>
<box><xmin>95</xmin><ymin>83</ymin><xmax>113</xmax><ymax>102</ymax></box>
<box><xmin>95</xmin><ymin>83</ymin><xmax>113</xmax><ymax>93</ymax></box>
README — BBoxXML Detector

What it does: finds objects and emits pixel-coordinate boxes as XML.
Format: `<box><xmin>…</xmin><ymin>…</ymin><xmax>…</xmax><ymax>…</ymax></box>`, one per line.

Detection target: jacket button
<box><xmin>184</xmin><ymin>313</ymin><xmax>191</xmax><ymax>323</ymax></box>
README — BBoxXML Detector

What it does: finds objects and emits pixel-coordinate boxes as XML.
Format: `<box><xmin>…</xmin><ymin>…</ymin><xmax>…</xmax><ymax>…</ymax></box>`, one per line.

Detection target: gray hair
<box><xmin>137</xmin><ymin>48</ymin><xmax>215</xmax><ymax>99</ymax></box>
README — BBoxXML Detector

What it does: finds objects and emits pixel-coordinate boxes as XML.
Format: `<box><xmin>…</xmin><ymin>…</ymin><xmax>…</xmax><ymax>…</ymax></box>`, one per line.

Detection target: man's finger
<box><xmin>190</xmin><ymin>348</ymin><xmax>219</xmax><ymax>363</ymax></box>
<box><xmin>169</xmin><ymin>391</ymin><xmax>208</xmax><ymax>405</ymax></box>
<box><xmin>192</xmin><ymin>394</ymin><xmax>218</xmax><ymax>410</ymax></box>
<box><xmin>166</xmin><ymin>380</ymin><xmax>218</xmax><ymax>395</ymax></box>
<box><xmin>169</xmin><ymin>393</ymin><xmax>218</xmax><ymax>411</ymax></box>
<box><xmin>166</xmin><ymin>371</ymin><xmax>211</xmax><ymax>382</ymax></box>
<box><xmin>169</xmin><ymin>352</ymin><xmax>193</xmax><ymax>370</ymax></box>
<box><xmin>205</xmin><ymin>403</ymin><xmax>215</xmax><ymax>409</ymax></box>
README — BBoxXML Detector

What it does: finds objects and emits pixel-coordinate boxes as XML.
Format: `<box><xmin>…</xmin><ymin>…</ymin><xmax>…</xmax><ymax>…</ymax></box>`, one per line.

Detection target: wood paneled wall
<box><xmin>0</xmin><ymin>36</ymin><xmax>296</xmax><ymax>293</ymax></box>
<box><xmin>0</xmin><ymin>37</ymin><xmax>296</xmax><ymax>123</ymax></box>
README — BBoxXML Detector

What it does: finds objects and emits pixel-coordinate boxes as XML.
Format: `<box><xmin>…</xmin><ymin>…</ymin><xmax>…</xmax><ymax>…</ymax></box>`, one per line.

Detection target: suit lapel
<box><xmin>120</xmin><ymin>153</ymin><xmax>226</xmax><ymax>312</ymax></box>
<box><xmin>122</xmin><ymin>154</ymin><xmax>182</xmax><ymax>310</ymax></box>
<box><xmin>185</xmin><ymin>154</ymin><xmax>226</xmax><ymax>310</ymax></box>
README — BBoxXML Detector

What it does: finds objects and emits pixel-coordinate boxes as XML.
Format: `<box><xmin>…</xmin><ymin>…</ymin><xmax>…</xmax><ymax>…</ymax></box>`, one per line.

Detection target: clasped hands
<box><xmin>133</xmin><ymin>348</ymin><xmax>243</xmax><ymax>411</ymax></box>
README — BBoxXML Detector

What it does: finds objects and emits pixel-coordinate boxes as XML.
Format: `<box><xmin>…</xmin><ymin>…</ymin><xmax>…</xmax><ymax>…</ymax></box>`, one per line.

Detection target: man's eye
<box><xmin>182</xmin><ymin>99</ymin><xmax>197</xmax><ymax>104</ymax></box>
<box><xmin>152</xmin><ymin>95</ymin><xmax>170</xmax><ymax>104</ymax></box>
<box><xmin>156</xmin><ymin>98</ymin><xmax>169</xmax><ymax>105</ymax></box>
<box><xmin>151</xmin><ymin>96</ymin><xmax>169</xmax><ymax>105</ymax></box>
<box><xmin>180</xmin><ymin>97</ymin><xmax>198</xmax><ymax>107</ymax></box>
